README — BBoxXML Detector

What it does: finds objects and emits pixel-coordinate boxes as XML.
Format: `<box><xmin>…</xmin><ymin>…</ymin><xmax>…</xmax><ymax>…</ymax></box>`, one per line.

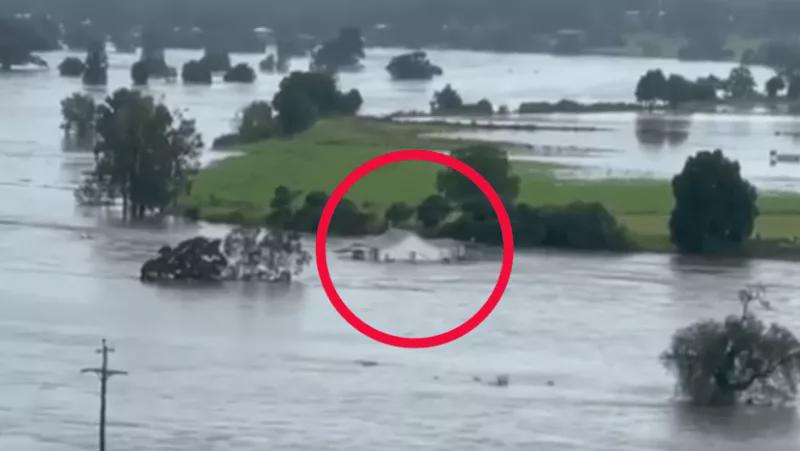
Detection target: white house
<box><xmin>336</xmin><ymin>228</ymin><xmax>467</xmax><ymax>263</ymax></box>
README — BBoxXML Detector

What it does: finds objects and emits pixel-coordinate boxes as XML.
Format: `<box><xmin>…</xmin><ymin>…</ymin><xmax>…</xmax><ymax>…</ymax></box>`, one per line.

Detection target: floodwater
<box><xmin>1</xmin><ymin>48</ymin><xmax>799</xmax><ymax>450</ymax></box>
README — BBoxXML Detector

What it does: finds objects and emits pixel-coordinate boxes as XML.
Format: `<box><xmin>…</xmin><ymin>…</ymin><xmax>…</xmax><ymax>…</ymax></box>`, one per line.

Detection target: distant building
<box><xmin>335</xmin><ymin>228</ymin><xmax>467</xmax><ymax>263</ymax></box>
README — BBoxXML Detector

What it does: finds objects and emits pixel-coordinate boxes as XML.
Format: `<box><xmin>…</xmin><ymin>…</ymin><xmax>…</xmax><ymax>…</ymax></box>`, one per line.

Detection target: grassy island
<box><xmin>180</xmin><ymin>117</ymin><xmax>800</xmax><ymax>257</ymax></box>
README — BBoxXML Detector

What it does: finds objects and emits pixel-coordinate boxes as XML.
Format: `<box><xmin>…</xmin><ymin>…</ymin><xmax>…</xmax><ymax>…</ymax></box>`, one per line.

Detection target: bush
<box><xmin>223</xmin><ymin>63</ymin><xmax>256</xmax><ymax>83</ymax></box>
<box><xmin>181</xmin><ymin>60</ymin><xmax>212</xmax><ymax>84</ymax></box>
<box><xmin>131</xmin><ymin>61</ymin><xmax>149</xmax><ymax>85</ymax></box>
<box><xmin>670</xmin><ymin>150</ymin><xmax>758</xmax><ymax>253</ymax></box>
<box><xmin>532</xmin><ymin>202</ymin><xmax>629</xmax><ymax>251</ymax></box>
<box><xmin>58</xmin><ymin>57</ymin><xmax>85</xmax><ymax>77</ymax></box>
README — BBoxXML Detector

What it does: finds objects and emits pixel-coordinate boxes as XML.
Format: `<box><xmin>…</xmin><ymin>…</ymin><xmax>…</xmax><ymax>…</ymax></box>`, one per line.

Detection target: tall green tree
<box><xmin>310</xmin><ymin>27</ymin><xmax>365</xmax><ymax>73</ymax></box>
<box><xmin>436</xmin><ymin>145</ymin><xmax>520</xmax><ymax>207</ymax></box>
<box><xmin>669</xmin><ymin>150</ymin><xmax>758</xmax><ymax>253</ymax></box>
<box><xmin>635</xmin><ymin>69</ymin><xmax>668</xmax><ymax>105</ymax></box>
<box><xmin>726</xmin><ymin>65</ymin><xmax>757</xmax><ymax>99</ymax></box>
<box><xmin>90</xmin><ymin>89</ymin><xmax>202</xmax><ymax>219</ymax></box>
<box><xmin>765</xmin><ymin>75</ymin><xmax>786</xmax><ymax>98</ymax></box>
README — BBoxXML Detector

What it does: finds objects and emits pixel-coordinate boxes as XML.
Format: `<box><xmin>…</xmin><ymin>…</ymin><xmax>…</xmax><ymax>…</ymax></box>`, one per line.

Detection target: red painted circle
<box><xmin>315</xmin><ymin>149</ymin><xmax>515</xmax><ymax>348</ymax></box>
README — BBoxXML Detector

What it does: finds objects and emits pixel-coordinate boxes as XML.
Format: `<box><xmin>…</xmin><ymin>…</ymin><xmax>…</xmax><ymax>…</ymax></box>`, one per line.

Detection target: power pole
<box><xmin>81</xmin><ymin>339</ymin><xmax>128</xmax><ymax>451</ymax></box>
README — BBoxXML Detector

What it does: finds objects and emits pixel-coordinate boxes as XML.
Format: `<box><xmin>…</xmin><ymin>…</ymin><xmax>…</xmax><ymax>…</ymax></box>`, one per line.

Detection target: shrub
<box><xmin>223</xmin><ymin>63</ymin><xmax>256</xmax><ymax>83</ymax></box>
<box><xmin>58</xmin><ymin>57</ymin><xmax>85</xmax><ymax>77</ymax></box>
<box><xmin>182</xmin><ymin>60</ymin><xmax>212</xmax><ymax>84</ymax></box>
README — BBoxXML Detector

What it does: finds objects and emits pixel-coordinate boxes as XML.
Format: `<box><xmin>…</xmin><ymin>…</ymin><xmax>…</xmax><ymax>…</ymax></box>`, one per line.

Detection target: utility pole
<box><xmin>81</xmin><ymin>339</ymin><xmax>128</xmax><ymax>451</ymax></box>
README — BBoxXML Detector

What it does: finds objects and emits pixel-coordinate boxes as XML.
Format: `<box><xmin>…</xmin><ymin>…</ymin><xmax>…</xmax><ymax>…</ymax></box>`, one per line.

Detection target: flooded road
<box><xmin>1</xmin><ymin>48</ymin><xmax>799</xmax><ymax>450</ymax></box>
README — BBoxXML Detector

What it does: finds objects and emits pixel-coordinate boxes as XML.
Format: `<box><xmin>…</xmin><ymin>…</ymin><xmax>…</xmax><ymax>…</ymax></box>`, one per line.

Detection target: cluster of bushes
<box><xmin>635</xmin><ymin>65</ymin><xmax>765</xmax><ymax>107</ymax></box>
<box><xmin>430</xmin><ymin>84</ymin><xmax>493</xmax><ymax>115</ymax></box>
<box><xmin>266</xmin><ymin>187</ymin><xmax>378</xmax><ymax>236</ymax></box>
<box><xmin>182</xmin><ymin>59</ymin><xmax>256</xmax><ymax>84</ymax></box>
<box><xmin>213</xmin><ymin>71</ymin><xmax>362</xmax><ymax>148</ymax></box>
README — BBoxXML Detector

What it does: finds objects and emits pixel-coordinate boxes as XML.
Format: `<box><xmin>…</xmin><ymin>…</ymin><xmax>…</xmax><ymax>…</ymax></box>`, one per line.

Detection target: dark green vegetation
<box><xmin>386</xmin><ymin>51</ymin><xmax>443</xmax><ymax>80</ymax></box>
<box><xmin>140</xmin><ymin>228</ymin><xmax>311</xmax><ymax>283</ymax></box>
<box><xmin>131</xmin><ymin>61</ymin><xmax>149</xmax><ymax>86</ymax></box>
<box><xmin>76</xmin><ymin>89</ymin><xmax>202</xmax><ymax>219</ymax></box>
<box><xmin>60</xmin><ymin>93</ymin><xmax>95</xmax><ymax>139</ymax></box>
<box><xmin>212</xmin><ymin>71</ymin><xmax>363</xmax><ymax>149</ymax></box>
<box><xmin>431</xmin><ymin>85</ymin><xmax>493</xmax><ymax>115</ymax></box>
<box><xmin>223</xmin><ymin>63</ymin><xmax>256</xmax><ymax>83</ymax></box>
<box><xmin>82</xmin><ymin>41</ymin><xmax>108</xmax><ymax>86</ymax></box>
<box><xmin>663</xmin><ymin>286</ymin><xmax>800</xmax><ymax>406</ymax></box>
<box><xmin>669</xmin><ymin>150</ymin><xmax>758</xmax><ymax>254</ymax></box>
<box><xmin>0</xmin><ymin>16</ymin><xmax>49</xmax><ymax>70</ymax></box>
<box><xmin>310</xmin><ymin>27</ymin><xmax>365</xmax><ymax>73</ymax></box>
<box><xmin>58</xmin><ymin>57</ymin><xmax>85</xmax><ymax>77</ymax></box>
<box><xmin>634</xmin><ymin>66</ymin><xmax>764</xmax><ymax>107</ymax></box>
<box><xmin>181</xmin><ymin>60</ymin><xmax>212</xmax><ymax>85</ymax></box>
<box><xmin>200</xmin><ymin>49</ymin><xmax>231</xmax><ymax>72</ymax></box>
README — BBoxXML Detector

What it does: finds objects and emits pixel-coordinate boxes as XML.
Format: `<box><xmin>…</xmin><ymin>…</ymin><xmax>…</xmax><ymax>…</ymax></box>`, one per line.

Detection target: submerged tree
<box><xmin>310</xmin><ymin>27</ymin><xmax>365</xmax><ymax>73</ymax></box>
<box><xmin>200</xmin><ymin>48</ymin><xmax>231</xmax><ymax>72</ymax></box>
<box><xmin>61</xmin><ymin>93</ymin><xmax>96</xmax><ymax>138</ymax></box>
<box><xmin>726</xmin><ymin>65</ymin><xmax>757</xmax><ymax>99</ymax></box>
<box><xmin>84</xmin><ymin>89</ymin><xmax>202</xmax><ymax>219</ymax></box>
<box><xmin>635</xmin><ymin>69</ymin><xmax>668</xmax><ymax>106</ymax></box>
<box><xmin>223</xmin><ymin>63</ymin><xmax>256</xmax><ymax>83</ymax></box>
<box><xmin>386</xmin><ymin>51</ymin><xmax>443</xmax><ymax>80</ymax></box>
<box><xmin>662</xmin><ymin>285</ymin><xmax>800</xmax><ymax>406</ymax></box>
<box><xmin>181</xmin><ymin>60</ymin><xmax>212</xmax><ymax>84</ymax></box>
<box><xmin>766</xmin><ymin>75</ymin><xmax>786</xmax><ymax>98</ymax></box>
<box><xmin>82</xmin><ymin>40</ymin><xmax>108</xmax><ymax>86</ymax></box>
<box><xmin>58</xmin><ymin>57</ymin><xmax>86</xmax><ymax>77</ymax></box>
<box><xmin>131</xmin><ymin>61</ymin><xmax>149</xmax><ymax>86</ymax></box>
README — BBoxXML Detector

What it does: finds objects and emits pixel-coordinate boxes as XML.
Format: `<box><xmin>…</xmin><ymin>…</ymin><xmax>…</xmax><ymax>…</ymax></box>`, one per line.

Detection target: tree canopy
<box><xmin>635</xmin><ymin>69</ymin><xmax>667</xmax><ymax>105</ymax></box>
<box><xmin>386</xmin><ymin>51</ymin><xmax>443</xmax><ymax>80</ymax></box>
<box><xmin>310</xmin><ymin>27</ymin><xmax>365</xmax><ymax>73</ymax></box>
<box><xmin>669</xmin><ymin>150</ymin><xmax>758</xmax><ymax>253</ymax></box>
<box><xmin>86</xmin><ymin>89</ymin><xmax>202</xmax><ymax>219</ymax></box>
<box><xmin>223</xmin><ymin>63</ymin><xmax>256</xmax><ymax>83</ymax></box>
<box><xmin>726</xmin><ymin>66</ymin><xmax>756</xmax><ymax>99</ymax></box>
<box><xmin>663</xmin><ymin>285</ymin><xmax>800</xmax><ymax>406</ymax></box>
<box><xmin>131</xmin><ymin>60</ymin><xmax>150</xmax><ymax>85</ymax></box>
<box><xmin>82</xmin><ymin>41</ymin><xmax>108</xmax><ymax>85</ymax></box>
<box><xmin>0</xmin><ymin>16</ymin><xmax>49</xmax><ymax>70</ymax></box>
<box><xmin>436</xmin><ymin>145</ymin><xmax>520</xmax><ymax>206</ymax></box>
<box><xmin>182</xmin><ymin>60</ymin><xmax>212</xmax><ymax>84</ymax></box>
<box><xmin>271</xmin><ymin>71</ymin><xmax>362</xmax><ymax>135</ymax></box>
<box><xmin>60</xmin><ymin>93</ymin><xmax>96</xmax><ymax>138</ymax></box>
<box><xmin>58</xmin><ymin>57</ymin><xmax>85</xmax><ymax>77</ymax></box>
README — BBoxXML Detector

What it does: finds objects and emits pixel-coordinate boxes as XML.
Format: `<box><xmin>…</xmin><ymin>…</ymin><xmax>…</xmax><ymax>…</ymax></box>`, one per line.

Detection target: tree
<box><xmin>726</xmin><ymin>65</ymin><xmax>757</xmax><ymax>99</ymax></box>
<box><xmin>766</xmin><ymin>75</ymin><xmax>786</xmax><ymax>98</ymax></box>
<box><xmin>662</xmin><ymin>285</ymin><xmax>800</xmax><ymax>406</ymax></box>
<box><xmin>200</xmin><ymin>49</ymin><xmax>231</xmax><ymax>72</ymax></box>
<box><xmin>131</xmin><ymin>61</ymin><xmax>149</xmax><ymax>86</ymax></box>
<box><xmin>271</xmin><ymin>71</ymin><xmax>362</xmax><ymax>134</ymax></box>
<box><xmin>635</xmin><ymin>69</ymin><xmax>667</xmax><ymax>105</ymax></box>
<box><xmin>259</xmin><ymin>54</ymin><xmax>276</xmax><ymax>72</ymax></box>
<box><xmin>0</xmin><ymin>17</ymin><xmax>49</xmax><ymax>70</ymax></box>
<box><xmin>61</xmin><ymin>93</ymin><xmax>96</xmax><ymax>138</ymax></box>
<box><xmin>87</xmin><ymin>89</ymin><xmax>202</xmax><ymax>219</ymax></box>
<box><xmin>431</xmin><ymin>84</ymin><xmax>463</xmax><ymax>112</ymax></box>
<box><xmin>236</xmin><ymin>101</ymin><xmax>274</xmax><ymax>142</ymax></box>
<box><xmin>436</xmin><ymin>145</ymin><xmax>520</xmax><ymax>206</ymax></box>
<box><xmin>58</xmin><ymin>57</ymin><xmax>86</xmax><ymax>77</ymax></box>
<box><xmin>182</xmin><ymin>60</ymin><xmax>212</xmax><ymax>84</ymax></box>
<box><xmin>788</xmin><ymin>73</ymin><xmax>800</xmax><ymax>100</ymax></box>
<box><xmin>140</xmin><ymin>27</ymin><xmax>173</xmax><ymax>78</ymax></box>
<box><xmin>385</xmin><ymin>202</ymin><xmax>415</xmax><ymax>225</ymax></box>
<box><xmin>223</xmin><ymin>63</ymin><xmax>256</xmax><ymax>83</ymax></box>
<box><xmin>82</xmin><ymin>41</ymin><xmax>108</xmax><ymax>86</ymax></box>
<box><xmin>266</xmin><ymin>185</ymin><xmax>297</xmax><ymax>228</ymax></box>
<box><xmin>387</xmin><ymin>51</ymin><xmax>443</xmax><ymax>80</ymax></box>
<box><xmin>273</xmin><ymin>91</ymin><xmax>318</xmax><ymax>135</ymax></box>
<box><xmin>669</xmin><ymin>150</ymin><xmax>758</xmax><ymax>253</ymax></box>
<box><xmin>310</xmin><ymin>27</ymin><xmax>365</xmax><ymax>73</ymax></box>
<box><xmin>417</xmin><ymin>195</ymin><xmax>452</xmax><ymax>228</ymax></box>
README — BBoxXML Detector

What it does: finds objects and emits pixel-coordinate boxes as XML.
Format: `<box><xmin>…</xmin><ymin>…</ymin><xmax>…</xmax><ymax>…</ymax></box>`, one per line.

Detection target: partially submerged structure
<box><xmin>336</xmin><ymin>228</ymin><xmax>467</xmax><ymax>263</ymax></box>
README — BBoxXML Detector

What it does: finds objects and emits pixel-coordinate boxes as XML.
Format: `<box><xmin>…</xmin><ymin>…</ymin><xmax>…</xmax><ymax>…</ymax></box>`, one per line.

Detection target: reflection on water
<box><xmin>635</xmin><ymin>113</ymin><xmax>692</xmax><ymax>150</ymax></box>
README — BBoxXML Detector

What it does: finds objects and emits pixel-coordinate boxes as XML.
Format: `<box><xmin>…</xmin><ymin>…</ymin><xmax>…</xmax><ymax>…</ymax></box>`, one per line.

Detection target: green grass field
<box><xmin>181</xmin><ymin>117</ymin><xmax>800</xmax><ymax>254</ymax></box>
